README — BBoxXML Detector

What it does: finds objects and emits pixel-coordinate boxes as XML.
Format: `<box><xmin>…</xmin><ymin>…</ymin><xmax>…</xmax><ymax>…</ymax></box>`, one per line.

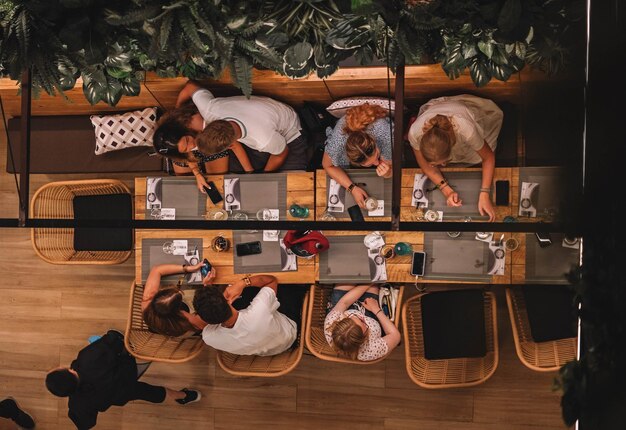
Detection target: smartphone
<box><xmin>236</xmin><ymin>241</ymin><xmax>262</xmax><ymax>257</ymax></box>
<box><xmin>495</xmin><ymin>180</ymin><xmax>509</xmax><ymax>206</ymax></box>
<box><xmin>203</xmin><ymin>181</ymin><xmax>223</xmax><ymax>204</ymax></box>
<box><xmin>348</xmin><ymin>204</ymin><xmax>364</xmax><ymax>222</ymax></box>
<box><xmin>200</xmin><ymin>258</ymin><xmax>212</xmax><ymax>277</ymax></box>
<box><xmin>535</xmin><ymin>232</ymin><xmax>553</xmax><ymax>248</ymax></box>
<box><xmin>410</xmin><ymin>251</ymin><xmax>426</xmax><ymax>276</ymax></box>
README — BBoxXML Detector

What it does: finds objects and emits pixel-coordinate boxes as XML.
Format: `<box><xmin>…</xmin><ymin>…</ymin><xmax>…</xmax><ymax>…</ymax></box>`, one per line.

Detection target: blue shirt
<box><xmin>324</xmin><ymin>116</ymin><xmax>394</xmax><ymax>167</ymax></box>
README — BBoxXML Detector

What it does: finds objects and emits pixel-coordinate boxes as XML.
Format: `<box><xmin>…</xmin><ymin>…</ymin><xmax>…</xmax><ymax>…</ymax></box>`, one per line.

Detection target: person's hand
<box><xmin>445</xmin><ymin>191</ymin><xmax>463</xmax><ymax>207</ymax></box>
<box><xmin>223</xmin><ymin>282</ymin><xmax>245</xmax><ymax>304</ymax></box>
<box><xmin>351</xmin><ymin>186</ymin><xmax>369</xmax><ymax>208</ymax></box>
<box><xmin>195</xmin><ymin>175</ymin><xmax>209</xmax><ymax>193</ymax></box>
<box><xmin>187</xmin><ymin>262</ymin><xmax>204</xmax><ymax>273</ymax></box>
<box><xmin>376</xmin><ymin>158</ymin><xmax>392</xmax><ymax>178</ymax></box>
<box><xmin>478</xmin><ymin>192</ymin><xmax>496</xmax><ymax>222</ymax></box>
<box><xmin>362</xmin><ymin>297</ymin><xmax>381</xmax><ymax>313</ymax></box>
<box><xmin>202</xmin><ymin>267</ymin><xmax>216</xmax><ymax>286</ymax></box>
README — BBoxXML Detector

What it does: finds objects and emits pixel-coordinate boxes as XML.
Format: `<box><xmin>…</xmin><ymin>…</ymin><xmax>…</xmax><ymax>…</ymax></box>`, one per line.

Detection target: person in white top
<box><xmin>193</xmin><ymin>274</ymin><xmax>297</xmax><ymax>356</ymax></box>
<box><xmin>408</xmin><ymin>94</ymin><xmax>503</xmax><ymax>222</ymax></box>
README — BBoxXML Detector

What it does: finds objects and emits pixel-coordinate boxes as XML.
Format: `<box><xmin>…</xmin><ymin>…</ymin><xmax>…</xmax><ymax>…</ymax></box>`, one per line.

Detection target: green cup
<box><xmin>394</xmin><ymin>242</ymin><xmax>413</xmax><ymax>256</ymax></box>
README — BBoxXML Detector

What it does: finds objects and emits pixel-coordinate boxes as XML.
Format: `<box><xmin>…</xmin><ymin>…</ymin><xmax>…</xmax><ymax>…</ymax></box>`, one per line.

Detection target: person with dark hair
<box><xmin>45</xmin><ymin>330</ymin><xmax>201</xmax><ymax>429</ymax></box>
<box><xmin>0</xmin><ymin>397</ymin><xmax>35</xmax><ymax>429</ymax></box>
<box><xmin>142</xmin><ymin>262</ymin><xmax>216</xmax><ymax>337</ymax></box>
<box><xmin>192</xmin><ymin>274</ymin><xmax>298</xmax><ymax>356</ymax></box>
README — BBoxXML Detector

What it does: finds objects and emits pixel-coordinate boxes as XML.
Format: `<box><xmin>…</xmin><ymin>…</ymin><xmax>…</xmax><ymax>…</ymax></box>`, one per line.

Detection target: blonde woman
<box><xmin>324</xmin><ymin>284</ymin><xmax>400</xmax><ymax>361</ymax></box>
<box><xmin>408</xmin><ymin>94</ymin><xmax>503</xmax><ymax>222</ymax></box>
<box><xmin>322</xmin><ymin>103</ymin><xmax>394</xmax><ymax>208</ymax></box>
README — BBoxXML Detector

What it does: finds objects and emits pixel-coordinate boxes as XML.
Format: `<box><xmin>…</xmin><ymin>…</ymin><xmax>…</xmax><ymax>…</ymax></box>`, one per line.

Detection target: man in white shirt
<box><xmin>193</xmin><ymin>274</ymin><xmax>297</xmax><ymax>356</ymax></box>
<box><xmin>176</xmin><ymin>81</ymin><xmax>307</xmax><ymax>173</ymax></box>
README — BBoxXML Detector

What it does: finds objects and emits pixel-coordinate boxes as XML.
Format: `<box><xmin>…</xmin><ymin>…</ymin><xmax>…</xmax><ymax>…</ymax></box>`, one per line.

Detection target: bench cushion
<box><xmin>7</xmin><ymin>115</ymin><xmax>164</xmax><ymax>173</ymax></box>
<box><xmin>73</xmin><ymin>194</ymin><xmax>133</xmax><ymax>251</ymax></box>
<box><xmin>421</xmin><ymin>289</ymin><xmax>487</xmax><ymax>360</ymax></box>
<box><xmin>522</xmin><ymin>284</ymin><xmax>577</xmax><ymax>342</ymax></box>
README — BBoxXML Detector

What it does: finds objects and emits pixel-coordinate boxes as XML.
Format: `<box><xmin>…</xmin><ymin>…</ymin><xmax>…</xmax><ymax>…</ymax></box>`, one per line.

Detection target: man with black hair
<box><xmin>193</xmin><ymin>274</ymin><xmax>305</xmax><ymax>356</ymax></box>
<box><xmin>45</xmin><ymin>330</ymin><xmax>201</xmax><ymax>430</ymax></box>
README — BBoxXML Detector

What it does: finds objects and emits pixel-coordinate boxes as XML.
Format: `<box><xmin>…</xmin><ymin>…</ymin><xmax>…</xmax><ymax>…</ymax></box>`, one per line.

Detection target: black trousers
<box><xmin>0</xmin><ymin>398</ymin><xmax>18</xmax><ymax>420</ymax></box>
<box><xmin>119</xmin><ymin>382</ymin><xmax>166</xmax><ymax>405</ymax></box>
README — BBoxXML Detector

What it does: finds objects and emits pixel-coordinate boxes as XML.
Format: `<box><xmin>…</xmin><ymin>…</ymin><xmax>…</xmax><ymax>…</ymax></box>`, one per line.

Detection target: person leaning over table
<box><xmin>325</xmin><ymin>284</ymin><xmax>401</xmax><ymax>361</ymax></box>
<box><xmin>322</xmin><ymin>103</ymin><xmax>394</xmax><ymax>208</ymax></box>
<box><xmin>192</xmin><ymin>273</ymin><xmax>297</xmax><ymax>356</ymax></box>
<box><xmin>142</xmin><ymin>263</ymin><xmax>217</xmax><ymax>337</ymax></box>
<box><xmin>408</xmin><ymin>94</ymin><xmax>503</xmax><ymax>222</ymax></box>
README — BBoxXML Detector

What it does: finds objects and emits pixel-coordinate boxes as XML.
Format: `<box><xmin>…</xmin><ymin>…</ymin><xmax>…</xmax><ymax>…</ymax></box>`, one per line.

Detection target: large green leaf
<box><xmin>81</xmin><ymin>69</ymin><xmax>107</xmax><ymax>105</ymax></box>
<box><xmin>283</xmin><ymin>63</ymin><xmax>311</xmax><ymax>79</ymax></box>
<box><xmin>283</xmin><ymin>41</ymin><xmax>313</xmax><ymax>70</ymax></box>
<box><xmin>469</xmin><ymin>57</ymin><xmax>491</xmax><ymax>87</ymax></box>
<box><xmin>120</xmin><ymin>77</ymin><xmax>141</xmax><ymax>96</ymax></box>
<box><xmin>478</xmin><ymin>40</ymin><xmax>494</xmax><ymax>59</ymax></box>
<box><xmin>256</xmin><ymin>31</ymin><xmax>289</xmax><ymax>50</ymax></box>
<box><xmin>102</xmin><ymin>78</ymin><xmax>123</xmax><ymax>106</ymax></box>
<box><xmin>325</xmin><ymin>18</ymin><xmax>370</xmax><ymax>50</ymax></box>
<box><xmin>232</xmin><ymin>55</ymin><xmax>253</xmax><ymax>97</ymax></box>
<box><xmin>106</xmin><ymin>66</ymin><xmax>131</xmax><ymax>79</ymax></box>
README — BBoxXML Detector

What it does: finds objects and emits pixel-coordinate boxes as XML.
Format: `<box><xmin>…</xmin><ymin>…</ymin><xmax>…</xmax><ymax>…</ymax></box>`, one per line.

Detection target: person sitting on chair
<box><xmin>324</xmin><ymin>284</ymin><xmax>401</xmax><ymax>361</ymax></box>
<box><xmin>322</xmin><ymin>103</ymin><xmax>394</xmax><ymax>208</ymax></box>
<box><xmin>45</xmin><ymin>330</ymin><xmax>201</xmax><ymax>430</ymax></box>
<box><xmin>408</xmin><ymin>94</ymin><xmax>503</xmax><ymax>222</ymax></box>
<box><xmin>193</xmin><ymin>273</ymin><xmax>297</xmax><ymax>356</ymax></box>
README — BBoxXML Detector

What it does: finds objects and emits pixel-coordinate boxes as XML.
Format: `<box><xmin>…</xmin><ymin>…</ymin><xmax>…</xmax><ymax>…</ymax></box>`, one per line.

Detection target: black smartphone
<box><xmin>535</xmin><ymin>232</ymin><xmax>553</xmax><ymax>248</ymax></box>
<box><xmin>203</xmin><ymin>181</ymin><xmax>223</xmax><ymax>204</ymax></box>
<box><xmin>348</xmin><ymin>204</ymin><xmax>364</xmax><ymax>222</ymax></box>
<box><xmin>236</xmin><ymin>241</ymin><xmax>262</xmax><ymax>257</ymax></box>
<box><xmin>200</xmin><ymin>258</ymin><xmax>212</xmax><ymax>277</ymax></box>
<box><xmin>495</xmin><ymin>180</ymin><xmax>509</xmax><ymax>206</ymax></box>
<box><xmin>410</xmin><ymin>251</ymin><xmax>426</xmax><ymax>276</ymax></box>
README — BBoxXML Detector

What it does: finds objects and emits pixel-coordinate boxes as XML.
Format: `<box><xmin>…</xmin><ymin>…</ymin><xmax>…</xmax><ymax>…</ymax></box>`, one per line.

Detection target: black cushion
<box><xmin>522</xmin><ymin>285</ymin><xmax>577</xmax><ymax>342</ymax></box>
<box><xmin>73</xmin><ymin>194</ymin><xmax>133</xmax><ymax>251</ymax></box>
<box><xmin>421</xmin><ymin>290</ymin><xmax>487</xmax><ymax>360</ymax></box>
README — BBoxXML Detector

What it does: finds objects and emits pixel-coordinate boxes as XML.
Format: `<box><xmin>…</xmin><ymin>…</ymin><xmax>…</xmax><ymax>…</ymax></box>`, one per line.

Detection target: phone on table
<box><xmin>347</xmin><ymin>204</ymin><xmax>365</xmax><ymax>222</ymax></box>
<box><xmin>200</xmin><ymin>258</ymin><xmax>212</xmax><ymax>277</ymax></box>
<box><xmin>495</xmin><ymin>180</ymin><xmax>510</xmax><ymax>206</ymax></box>
<box><xmin>410</xmin><ymin>251</ymin><xmax>426</xmax><ymax>277</ymax></box>
<box><xmin>535</xmin><ymin>232</ymin><xmax>553</xmax><ymax>248</ymax></box>
<box><xmin>203</xmin><ymin>181</ymin><xmax>223</xmax><ymax>204</ymax></box>
<box><xmin>236</xmin><ymin>241</ymin><xmax>262</xmax><ymax>257</ymax></box>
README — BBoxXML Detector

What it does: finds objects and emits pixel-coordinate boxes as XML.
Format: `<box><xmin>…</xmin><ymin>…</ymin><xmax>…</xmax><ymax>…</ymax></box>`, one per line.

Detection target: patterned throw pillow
<box><xmin>326</xmin><ymin>97</ymin><xmax>396</xmax><ymax>118</ymax></box>
<box><xmin>90</xmin><ymin>107</ymin><xmax>157</xmax><ymax>155</ymax></box>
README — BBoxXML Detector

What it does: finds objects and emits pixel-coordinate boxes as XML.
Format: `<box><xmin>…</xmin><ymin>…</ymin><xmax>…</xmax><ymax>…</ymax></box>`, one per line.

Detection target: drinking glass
<box><xmin>289</xmin><ymin>204</ymin><xmax>310</xmax><ymax>219</ymax></box>
<box><xmin>320</xmin><ymin>210</ymin><xmax>336</xmax><ymax>221</ymax></box>
<box><xmin>394</xmin><ymin>242</ymin><xmax>413</xmax><ymax>256</ymax></box>
<box><xmin>256</xmin><ymin>208</ymin><xmax>272</xmax><ymax>221</ymax></box>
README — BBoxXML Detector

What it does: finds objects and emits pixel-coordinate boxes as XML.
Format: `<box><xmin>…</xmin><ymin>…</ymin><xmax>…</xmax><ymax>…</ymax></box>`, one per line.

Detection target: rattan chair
<box><xmin>506</xmin><ymin>287</ymin><xmax>577</xmax><ymax>371</ymax></box>
<box><xmin>402</xmin><ymin>291</ymin><xmax>498</xmax><ymax>388</ymax></box>
<box><xmin>125</xmin><ymin>282</ymin><xmax>205</xmax><ymax>363</ymax></box>
<box><xmin>216</xmin><ymin>291</ymin><xmax>310</xmax><ymax>377</ymax></box>
<box><xmin>304</xmin><ymin>284</ymin><xmax>405</xmax><ymax>364</ymax></box>
<box><xmin>30</xmin><ymin>179</ymin><xmax>132</xmax><ymax>264</ymax></box>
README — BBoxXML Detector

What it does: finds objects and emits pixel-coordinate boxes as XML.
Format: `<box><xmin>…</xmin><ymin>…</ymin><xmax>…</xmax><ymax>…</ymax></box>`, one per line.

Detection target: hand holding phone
<box><xmin>200</xmin><ymin>258</ymin><xmax>212</xmax><ymax>277</ymax></box>
<box><xmin>203</xmin><ymin>181</ymin><xmax>224</xmax><ymax>204</ymax></box>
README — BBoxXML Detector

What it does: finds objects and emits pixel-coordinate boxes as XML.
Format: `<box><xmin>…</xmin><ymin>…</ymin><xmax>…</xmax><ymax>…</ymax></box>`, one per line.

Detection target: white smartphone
<box><xmin>410</xmin><ymin>251</ymin><xmax>426</xmax><ymax>277</ymax></box>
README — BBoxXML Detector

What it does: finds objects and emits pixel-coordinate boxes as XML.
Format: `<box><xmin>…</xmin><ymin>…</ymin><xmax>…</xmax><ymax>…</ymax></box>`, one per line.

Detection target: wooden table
<box><xmin>316</xmin><ymin>230</ymin><xmax>511</xmax><ymax>284</ymax></box>
<box><xmin>135</xmin><ymin>172</ymin><xmax>315</xmax><ymax>221</ymax></box>
<box><xmin>135</xmin><ymin>229</ymin><xmax>316</xmax><ymax>284</ymax></box>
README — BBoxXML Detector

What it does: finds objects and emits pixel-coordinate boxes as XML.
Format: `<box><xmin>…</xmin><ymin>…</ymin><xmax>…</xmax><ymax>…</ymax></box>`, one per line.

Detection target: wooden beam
<box><xmin>18</xmin><ymin>69</ymin><xmax>31</xmax><ymax>227</ymax></box>
<box><xmin>391</xmin><ymin>62</ymin><xmax>405</xmax><ymax>231</ymax></box>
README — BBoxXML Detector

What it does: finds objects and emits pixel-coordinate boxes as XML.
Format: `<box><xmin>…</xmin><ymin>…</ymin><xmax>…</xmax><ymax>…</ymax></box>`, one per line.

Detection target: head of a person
<box><xmin>420</xmin><ymin>114</ymin><xmax>456</xmax><ymax>166</ymax></box>
<box><xmin>329</xmin><ymin>312</ymin><xmax>369</xmax><ymax>360</ymax></box>
<box><xmin>46</xmin><ymin>368</ymin><xmax>79</xmax><ymax>397</ymax></box>
<box><xmin>195</xmin><ymin>120</ymin><xmax>235</xmax><ymax>156</ymax></box>
<box><xmin>345</xmin><ymin>131</ymin><xmax>381</xmax><ymax>167</ymax></box>
<box><xmin>142</xmin><ymin>287</ymin><xmax>194</xmax><ymax>337</ymax></box>
<box><xmin>192</xmin><ymin>286</ymin><xmax>232</xmax><ymax>325</ymax></box>
<box><xmin>343</xmin><ymin>103</ymin><xmax>388</xmax><ymax>134</ymax></box>
<box><xmin>152</xmin><ymin>116</ymin><xmax>197</xmax><ymax>162</ymax></box>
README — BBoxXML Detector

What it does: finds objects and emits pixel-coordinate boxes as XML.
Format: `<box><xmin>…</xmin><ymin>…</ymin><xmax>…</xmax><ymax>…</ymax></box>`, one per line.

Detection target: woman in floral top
<box><xmin>324</xmin><ymin>284</ymin><xmax>401</xmax><ymax>361</ymax></box>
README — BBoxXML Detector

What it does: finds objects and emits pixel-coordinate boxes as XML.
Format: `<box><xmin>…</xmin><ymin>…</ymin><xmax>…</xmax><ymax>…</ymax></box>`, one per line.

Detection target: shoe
<box><xmin>3</xmin><ymin>397</ymin><xmax>35</xmax><ymax>429</ymax></box>
<box><xmin>175</xmin><ymin>389</ymin><xmax>201</xmax><ymax>405</ymax></box>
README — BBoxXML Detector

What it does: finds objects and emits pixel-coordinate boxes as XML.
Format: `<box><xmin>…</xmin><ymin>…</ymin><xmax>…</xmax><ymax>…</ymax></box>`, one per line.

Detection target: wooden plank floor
<box><xmin>1</xmin><ymin>109</ymin><xmax>568</xmax><ymax>430</ymax></box>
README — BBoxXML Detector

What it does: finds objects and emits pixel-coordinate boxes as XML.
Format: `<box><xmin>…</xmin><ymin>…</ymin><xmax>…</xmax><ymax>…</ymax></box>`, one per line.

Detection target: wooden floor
<box><xmin>0</xmin><ymin>114</ymin><xmax>568</xmax><ymax>430</ymax></box>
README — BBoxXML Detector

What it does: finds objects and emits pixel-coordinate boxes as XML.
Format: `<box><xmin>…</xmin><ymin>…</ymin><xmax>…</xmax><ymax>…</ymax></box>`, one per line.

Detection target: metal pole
<box><xmin>18</xmin><ymin>68</ymin><xmax>32</xmax><ymax>227</ymax></box>
<box><xmin>391</xmin><ymin>61</ymin><xmax>405</xmax><ymax>231</ymax></box>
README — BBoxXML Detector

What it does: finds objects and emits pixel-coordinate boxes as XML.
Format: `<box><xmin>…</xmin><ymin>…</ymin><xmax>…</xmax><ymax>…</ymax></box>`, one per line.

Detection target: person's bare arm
<box><xmin>224</xmin><ymin>275</ymin><xmax>278</xmax><ymax>303</ymax></box>
<box><xmin>229</xmin><ymin>141</ymin><xmax>254</xmax><ymax>173</ymax></box>
<box><xmin>322</xmin><ymin>152</ymin><xmax>368</xmax><ymax>208</ymax></box>
<box><xmin>362</xmin><ymin>297</ymin><xmax>401</xmax><ymax>351</ymax></box>
<box><xmin>142</xmin><ymin>263</ymin><xmax>203</xmax><ymax>311</ymax></box>
<box><xmin>412</xmin><ymin>148</ymin><xmax>462</xmax><ymax>207</ymax></box>
<box><xmin>332</xmin><ymin>284</ymin><xmax>371</xmax><ymax>313</ymax></box>
<box><xmin>264</xmin><ymin>147</ymin><xmax>289</xmax><ymax>172</ymax></box>
<box><xmin>176</xmin><ymin>81</ymin><xmax>203</xmax><ymax>108</ymax></box>
<box><xmin>477</xmin><ymin>142</ymin><xmax>496</xmax><ymax>222</ymax></box>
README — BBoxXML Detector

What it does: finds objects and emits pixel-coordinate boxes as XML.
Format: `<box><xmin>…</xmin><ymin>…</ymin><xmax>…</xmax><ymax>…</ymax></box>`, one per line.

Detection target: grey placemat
<box><xmin>525</xmin><ymin>233</ymin><xmax>579</xmax><ymax>284</ymax></box>
<box><xmin>225</xmin><ymin>173</ymin><xmax>287</xmax><ymax>220</ymax></box>
<box><xmin>518</xmin><ymin>167</ymin><xmax>565</xmax><ymax>218</ymax></box>
<box><xmin>141</xmin><ymin>238</ymin><xmax>203</xmax><ymax>284</ymax></box>
<box><xmin>233</xmin><ymin>231</ymin><xmax>285</xmax><ymax>274</ymax></box>
<box><xmin>423</xmin><ymin>232</ymin><xmax>492</xmax><ymax>281</ymax></box>
<box><xmin>145</xmin><ymin>177</ymin><xmax>206</xmax><ymax>219</ymax></box>
<box><xmin>426</xmin><ymin>171</ymin><xmax>489</xmax><ymax>220</ymax></box>
<box><xmin>319</xmin><ymin>235</ymin><xmax>371</xmax><ymax>283</ymax></box>
<box><xmin>326</xmin><ymin>170</ymin><xmax>392</xmax><ymax>219</ymax></box>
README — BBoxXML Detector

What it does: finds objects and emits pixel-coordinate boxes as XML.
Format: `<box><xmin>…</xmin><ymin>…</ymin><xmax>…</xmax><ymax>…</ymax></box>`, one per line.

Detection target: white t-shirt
<box><xmin>408</xmin><ymin>94</ymin><xmax>503</xmax><ymax>165</ymax></box>
<box><xmin>201</xmin><ymin>287</ymin><xmax>297</xmax><ymax>356</ymax></box>
<box><xmin>192</xmin><ymin>89</ymin><xmax>301</xmax><ymax>155</ymax></box>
